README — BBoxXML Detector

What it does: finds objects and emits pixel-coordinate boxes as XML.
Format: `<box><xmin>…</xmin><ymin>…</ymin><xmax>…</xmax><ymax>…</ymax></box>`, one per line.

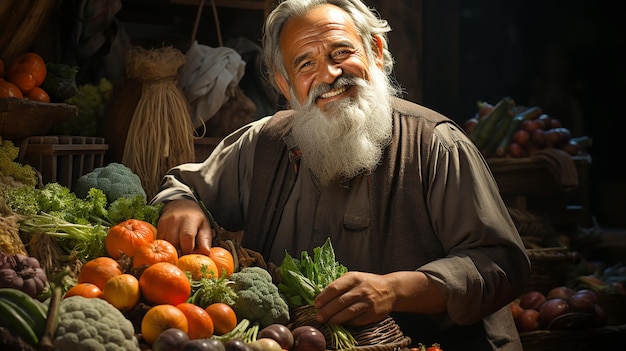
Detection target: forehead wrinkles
<box><xmin>279</xmin><ymin>5</ymin><xmax>360</xmax><ymax>68</ymax></box>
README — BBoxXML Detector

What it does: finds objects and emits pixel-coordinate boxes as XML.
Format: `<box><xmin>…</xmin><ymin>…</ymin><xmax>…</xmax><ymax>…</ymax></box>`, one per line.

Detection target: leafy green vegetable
<box><xmin>278</xmin><ymin>238</ymin><xmax>355</xmax><ymax>350</ymax></box>
<box><xmin>188</xmin><ymin>274</ymin><xmax>237</xmax><ymax>308</ymax></box>
<box><xmin>106</xmin><ymin>194</ymin><xmax>163</xmax><ymax>227</ymax></box>
<box><xmin>18</xmin><ymin>212</ymin><xmax>108</xmax><ymax>261</ymax></box>
<box><xmin>4</xmin><ymin>181</ymin><xmax>160</xmax><ymax>262</ymax></box>
<box><xmin>52</xmin><ymin>78</ymin><xmax>113</xmax><ymax>136</ymax></box>
<box><xmin>0</xmin><ymin>138</ymin><xmax>37</xmax><ymax>190</ymax></box>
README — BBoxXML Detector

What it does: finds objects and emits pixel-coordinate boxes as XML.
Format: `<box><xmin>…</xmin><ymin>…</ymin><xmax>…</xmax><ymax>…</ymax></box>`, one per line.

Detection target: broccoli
<box><xmin>53</xmin><ymin>295</ymin><xmax>141</xmax><ymax>351</ymax></box>
<box><xmin>230</xmin><ymin>266</ymin><xmax>290</xmax><ymax>328</ymax></box>
<box><xmin>73</xmin><ymin>162</ymin><xmax>146</xmax><ymax>204</ymax></box>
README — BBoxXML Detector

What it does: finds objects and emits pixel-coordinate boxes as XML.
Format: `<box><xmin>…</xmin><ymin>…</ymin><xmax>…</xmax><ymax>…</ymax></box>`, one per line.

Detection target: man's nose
<box><xmin>318</xmin><ymin>62</ymin><xmax>343</xmax><ymax>84</ymax></box>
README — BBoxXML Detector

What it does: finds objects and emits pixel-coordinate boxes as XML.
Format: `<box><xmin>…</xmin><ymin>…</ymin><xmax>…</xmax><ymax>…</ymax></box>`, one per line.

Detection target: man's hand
<box><xmin>313</xmin><ymin>271</ymin><xmax>395</xmax><ymax>326</ymax></box>
<box><xmin>157</xmin><ymin>199</ymin><xmax>213</xmax><ymax>255</ymax></box>
<box><xmin>313</xmin><ymin>271</ymin><xmax>447</xmax><ymax>326</ymax></box>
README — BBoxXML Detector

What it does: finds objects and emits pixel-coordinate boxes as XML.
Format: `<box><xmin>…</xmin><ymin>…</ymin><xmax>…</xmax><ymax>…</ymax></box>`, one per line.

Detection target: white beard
<box><xmin>289</xmin><ymin>65</ymin><xmax>394</xmax><ymax>186</ymax></box>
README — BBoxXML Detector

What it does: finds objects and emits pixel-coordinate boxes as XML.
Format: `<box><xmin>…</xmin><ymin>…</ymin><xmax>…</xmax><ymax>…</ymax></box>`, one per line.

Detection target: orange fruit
<box><xmin>209</xmin><ymin>246</ymin><xmax>235</xmax><ymax>278</ymax></box>
<box><xmin>141</xmin><ymin>304</ymin><xmax>189</xmax><ymax>345</ymax></box>
<box><xmin>26</xmin><ymin>86</ymin><xmax>50</xmax><ymax>103</ymax></box>
<box><xmin>133</xmin><ymin>239</ymin><xmax>179</xmax><ymax>268</ymax></box>
<box><xmin>7</xmin><ymin>52</ymin><xmax>46</xmax><ymax>86</ymax></box>
<box><xmin>102</xmin><ymin>273</ymin><xmax>141</xmax><ymax>311</ymax></box>
<box><xmin>176</xmin><ymin>302</ymin><xmax>214</xmax><ymax>339</ymax></box>
<box><xmin>64</xmin><ymin>282</ymin><xmax>102</xmax><ymax>299</ymax></box>
<box><xmin>139</xmin><ymin>262</ymin><xmax>191</xmax><ymax>305</ymax></box>
<box><xmin>0</xmin><ymin>78</ymin><xmax>23</xmax><ymax>99</ymax></box>
<box><xmin>177</xmin><ymin>253</ymin><xmax>218</xmax><ymax>280</ymax></box>
<box><xmin>8</xmin><ymin>71</ymin><xmax>36</xmax><ymax>94</ymax></box>
<box><xmin>77</xmin><ymin>256</ymin><xmax>123</xmax><ymax>290</ymax></box>
<box><xmin>105</xmin><ymin>219</ymin><xmax>156</xmax><ymax>259</ymax></box>
<box><xmin>205</xmin><ymin>302</ymin><xmax>237</xmax><ymax>335</ymax></box>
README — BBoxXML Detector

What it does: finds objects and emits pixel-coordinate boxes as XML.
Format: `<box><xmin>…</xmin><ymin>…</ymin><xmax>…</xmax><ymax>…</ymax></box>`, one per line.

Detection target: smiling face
<box><xmin>274</xmin><ymin>4</ymin><xmax>383</xmax><ymax>110</ymax></box>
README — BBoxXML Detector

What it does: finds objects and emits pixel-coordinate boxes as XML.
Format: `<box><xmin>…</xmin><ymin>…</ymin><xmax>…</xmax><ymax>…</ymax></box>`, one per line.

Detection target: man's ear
<box><xmin>274</xmin><ymin>72</ymin><xmax>291</xmax><ymax>102</ymax></box>
<box><xmin>372</xmin><ymin>35</ymin><xmax>384</xmax><ymax>69</ymax></box>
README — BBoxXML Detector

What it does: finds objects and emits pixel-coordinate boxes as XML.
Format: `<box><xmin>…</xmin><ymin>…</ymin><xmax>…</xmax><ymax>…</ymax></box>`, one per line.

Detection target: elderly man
<box><xmin>152</xmin><ymin>1</ymin><xmax>531</xmax><ymax>350</ymax></box>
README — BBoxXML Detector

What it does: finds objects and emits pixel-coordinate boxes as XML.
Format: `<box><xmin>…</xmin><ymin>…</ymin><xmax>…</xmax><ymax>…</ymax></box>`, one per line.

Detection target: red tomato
<box><xmin>427</xmin><ymin>344</ymin><xmax>443</xmax><ymax>351</ymax></box>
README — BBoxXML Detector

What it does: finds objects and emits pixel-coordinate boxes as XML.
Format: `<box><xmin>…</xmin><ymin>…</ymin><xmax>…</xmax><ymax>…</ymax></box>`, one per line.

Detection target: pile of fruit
<box><xmin>463</xmin><ymin>97</ymin><xmax>590</xmax><ymax>158</ymax></box>
<box><xmin>510</xmin><ymin>286</ymin><xmax>607</xmax><ymax>333</ymax></box>
<box><xmin>0</xmin><ymin>52</ymin><xmax>50</xmax><ymax>102</ymax></box>
<box><xmin>1</xmin><ymin>51</ymin><xmax>82</xmax><ymax>104</ymax></box>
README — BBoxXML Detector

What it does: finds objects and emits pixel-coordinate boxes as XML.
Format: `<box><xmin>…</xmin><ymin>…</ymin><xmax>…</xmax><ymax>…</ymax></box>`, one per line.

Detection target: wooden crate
<box><xmin>19</xmin><ymin>136</ymin><xmax>108</xmax><ymax>190</ymax></box>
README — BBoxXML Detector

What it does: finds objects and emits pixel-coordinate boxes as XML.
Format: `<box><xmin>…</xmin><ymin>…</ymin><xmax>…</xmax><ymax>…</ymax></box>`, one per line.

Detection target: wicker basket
<box><xmin>290</xmin><ymin>305</ymin><xmax>411</xmax><ymax>351</ymax></box>
<box><xmin>0</xmin><ymin>98</ymin><xmax>77</xmax><ymax>141</ymax></box>
<box><xmin>525</xmin><ymin>247</ymin><xmax>579</xmax><ymax>294</ymax></box>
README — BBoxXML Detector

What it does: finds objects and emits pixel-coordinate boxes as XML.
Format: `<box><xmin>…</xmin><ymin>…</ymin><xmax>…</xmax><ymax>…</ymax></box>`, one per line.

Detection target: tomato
<box><xmin>7</xmin><ymin>52</ymin><xmax>46</xmax><ymax>87</ymax></box>
<box><xmin>0</xmin><ymin>78</ymin><xmax>23</xmax><ymax>98</ymax></box>
<box><xmin>426</xmin><ymin>343</ymin><xmax>443</xmax><ymax>351</ymax></box>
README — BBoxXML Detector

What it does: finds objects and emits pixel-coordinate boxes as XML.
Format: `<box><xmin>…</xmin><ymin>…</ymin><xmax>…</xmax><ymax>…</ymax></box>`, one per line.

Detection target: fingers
<box><xmin>192</xmin><ymin>222</ymin><xmax>213</xmax><ymax>256</ymax></box>
<box><xmin>314</xmin><ymin>272</ymin><xmax>392</xmax><ymax>326</ymax></box>
<box><xmin>156</xmin><ymin>199</ymin><xmax>213</xmax><ymax>255</ymax></box>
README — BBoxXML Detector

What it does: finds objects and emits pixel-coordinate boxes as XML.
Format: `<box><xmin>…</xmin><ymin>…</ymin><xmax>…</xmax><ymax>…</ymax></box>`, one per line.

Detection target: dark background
<box><xmin>77</xmin><ymin>0</ymin><xmax>626</xmax><ymax>228</ymax></box>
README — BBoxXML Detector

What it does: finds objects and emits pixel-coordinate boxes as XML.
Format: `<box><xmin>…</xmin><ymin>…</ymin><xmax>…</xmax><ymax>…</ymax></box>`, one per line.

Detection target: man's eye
<box><xmin>297</xmin><ymin>61</ymin><xmax>314</xmax><ymax>72</ymax></box>
<box><xmin>332</xmin><ymin>49</ymin><xmax>352</xmax><ymax>59</ymax></box>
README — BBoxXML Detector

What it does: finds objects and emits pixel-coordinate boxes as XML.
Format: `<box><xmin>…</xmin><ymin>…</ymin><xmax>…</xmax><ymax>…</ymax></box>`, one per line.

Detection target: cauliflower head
<box><xmin>53</xmin><ymin>296</ymin><xmax>140</xmax><ymax>351</ymax></box>
<box><xmin>230</xmin><ymin>266</ymin><xmax>290</xmax><ymax>328</ymax></box>
<box><xmin>74</xmin><ymin>162</ymin><xmax>146</xmax><ymax>203</ymax></box>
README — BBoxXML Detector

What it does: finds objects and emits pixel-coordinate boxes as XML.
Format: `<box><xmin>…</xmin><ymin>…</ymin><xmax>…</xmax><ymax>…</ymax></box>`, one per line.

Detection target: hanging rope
<box><xmin>190</xmin><ymin>0</ymin><xmax>223</xmax><ymax>46</ymax></box>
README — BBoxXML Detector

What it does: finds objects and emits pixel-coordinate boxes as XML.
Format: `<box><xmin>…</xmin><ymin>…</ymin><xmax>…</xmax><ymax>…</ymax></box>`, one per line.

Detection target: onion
<box><xmin>519</xmin><ymin>291</ymin><xmax>546</xmax><ymax>311</ymax></box>
<box><xmin>539</xmin><ymin>298</ymin><xmax>570</xmax><ymax>328</ymax></box>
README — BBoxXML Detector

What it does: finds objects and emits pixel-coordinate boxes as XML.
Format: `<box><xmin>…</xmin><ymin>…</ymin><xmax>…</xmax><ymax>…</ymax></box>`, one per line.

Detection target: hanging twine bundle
<box><xmin>122</xmin><ymin>46</ymin><xmax>195</xmax><ymax>199</ymax></box>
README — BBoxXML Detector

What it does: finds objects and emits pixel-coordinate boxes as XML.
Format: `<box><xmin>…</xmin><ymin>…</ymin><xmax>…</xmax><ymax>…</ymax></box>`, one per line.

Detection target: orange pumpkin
<box><xmin>132</xmin><ymin>239</ymin><xmax>179</xmax><ymax>268</ymax></box>
<box><xmin>105</xmin><ymin>219</ymin><xmax>156</xmax><ymax>259</ymax></box>
<box><xmin>77</xmin><ymin>256</ymin><xmax>123</xmax><ymax>290</ymax></box>
<box><xmin>209</xmin><ymin>246</ymin><xmax>235</xmax><ymax>278</ymax></box>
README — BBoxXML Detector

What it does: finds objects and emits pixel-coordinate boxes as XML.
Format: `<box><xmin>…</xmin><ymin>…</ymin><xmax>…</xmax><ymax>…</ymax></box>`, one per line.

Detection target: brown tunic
<box><xmin>152</xmin><ymin>97</ymin><xmax>531</xmax><ymax>351</ymax></box>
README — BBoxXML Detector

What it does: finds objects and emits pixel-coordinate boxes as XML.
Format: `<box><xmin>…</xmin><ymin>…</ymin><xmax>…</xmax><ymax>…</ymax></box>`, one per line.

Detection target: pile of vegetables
<box><xmin>1</xmin><ymin>144</ymin><xmax>435</xmax><ymax>351</ymax></box>
<box><xmin>1</xmin><ymin>159</ymin><xmax>163</xmax><ymax>283</ymax></box>
<box><xmin>511</xmin><ymin>286</ymin><xmax>607</xmax><ymax>332</ymax></box>
<box><xmin>4</xmin><ymin>182</ymin><xmax>161</xmax><ymax>264</ymax></box>
<box><xmin>464</xmin><ymin>97</ymin><xmax>591</xmax><ymax>158</ymax></box>
<box><xmin>0</xmin><ymin>138</ymin><xmax>38</xmax><ymax>256</ymax></box>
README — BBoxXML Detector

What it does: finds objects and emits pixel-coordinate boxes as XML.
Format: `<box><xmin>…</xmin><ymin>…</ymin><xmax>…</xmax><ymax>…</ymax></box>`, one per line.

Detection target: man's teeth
<box><xmin>320</xmin><ymin>86</ymin><xmax>348</xmax><ymax>99</ymax></box>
